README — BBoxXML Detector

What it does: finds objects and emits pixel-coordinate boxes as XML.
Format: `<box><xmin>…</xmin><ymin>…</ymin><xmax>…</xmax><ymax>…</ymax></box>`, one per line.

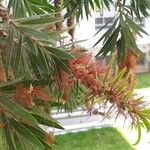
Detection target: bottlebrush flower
<box><xmin>69</xmin><ymin>53</ymin><xmax>106</xmax><ymax>97</ymax></box>
<box><xmin>67</xmin><ymin>15</ymin><xmax>75</xmax><ymax>40</ymax></box>
<box><xmin>54</xmin><ymin>0</ymin><xmax>63</xmax><ymax>31</ymax></box>
<box><xmin>46</xmin><ymin>131</ymin><xmax>55</xmax><ymax>145</ymax></box>
<box><xmin>0</xmin><ymin>66</ymin><xmax>6</xmax><ymax>82</ymax></box>
<box><xmin>13</xmin><ymin>85</ymin><xmax>34</xmax><ymax>109</ymax></box>
<box><xmin>104</xmin><ymin>77</ymin><xmax>147</xmax><ymax>125</ymax></box>
<box><xmin>54</xmin><ymin>52</ymin><xmax>107</xmax><ymax>101</ymax></box>
<box><xmin>118</xmin><ymin>48</ymin><xmax>138</xmax><ymax>72</ymax></box>
<box><xmin>57</xmin><ymin>70</ymin><xmax>74</xmax><ymax>101</ymax></box>
<box><xmin>32</xmin><ymin>87</ymin><xmax>50</xmax><ymax>101</ymax></box>
<box><xmin>13</xmin><ymin>85</ymin><xmax>50</xmax><ymax>108</ymax></box>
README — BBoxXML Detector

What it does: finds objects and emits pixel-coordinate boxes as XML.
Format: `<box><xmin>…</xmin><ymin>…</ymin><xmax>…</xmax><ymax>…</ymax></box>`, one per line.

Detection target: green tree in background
<box><xmin>0</xmin><ymin>0</ymin><xmax>150</xmax><ymax>149</ymax></box>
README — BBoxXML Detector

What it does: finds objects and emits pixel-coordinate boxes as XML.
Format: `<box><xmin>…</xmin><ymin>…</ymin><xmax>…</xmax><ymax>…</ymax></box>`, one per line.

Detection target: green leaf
<box><xmin>0</xmin><ymin>77</ymin><xmax>24</xmax><ymax>89</ymax></box>
<box><xmin>113</xmin><ymin>68</ymin><xmax>127</xmax><ymax>84</ymax></box>
<box><xmin>103</xmin><ymin>54</ymin><xmax>115</xmax><ymax>82</ymax></box>
<box><xmin>0</xmin><ymin>114</ymin><xmax>8</xmax><ymax>150</ymax></box>
<box><xmin>5</xmin><ymin>25</ymin><xmax>14</xmax><ymax>69</ymax></box>
<box><xmin>0</xmin><ymin>129</ymin><xmax>9</xmax><ymax>149</ymax></box>
<box><xmin>31</xmin><ymin>106</ymin><xmax>64</xmax><ymax>129</ymax></box>
<box><xmin>27</xmin><ymin>52</ymin><xmax>46</xmax><ymax>78</ymax></box>
<box><xmin>25</xmin><ymin>37</ymin><xmax>38</xmax><ymax>56</ymax></box>
<box><xmin>52</xmin><ymin>56</ymin><xmax>71</xmax><ymax>74</ymax></box>
<box><xmin>30</xmin><ymin>4</ymin><xmax>45</xmax><ymax>14</ymax></box>
<box><xmin>16</xmin><ymin>14</ymin><xmax>62</xmax><ymax>25</ymax></box>
<box><xmin>121</xmin><ymin>23</ymin><xmax>142</xmax><ymax>56</ymax></box>
<box><xmin>94</xmin><ymin>18</ymin><xmax>118</xmax><ymax>47</ymax></box>
<box><xmin>2</xmin><ymin>113</ymin><xmax>17</xmax><ymax>150</ymax></box>
<box><xmin>139</xmin><ymin>115</ymin><xmax>150</xmax><ymax>132</ymax></box>
<box><xmin>141</xmin><ymin>109</ymin><xmax>150</xmax><ymax>114</ymax></box>
<box><xmin>133</xmin><ymin>122</ymin><xmax>141</xmax><ymax>145</ymax></box>
<box><xmin>140</xmin><ymin>109</ymin><xmax>150</xmax><ymax>120</ymax></box>
<box><xmin>21</xmin><ymin>49</ymin><xmax>31</xmax><ymax>77</ymax></box>
<box><xmin>45</xmin><ymin>46</ymin><xmax>74</xmax><ymax>59</ymax></box>
<box><xmin>37</xmin><ymin>47</ymin><xmax>51</xmax><ymax>76</ymax></box>
<box><xmin>123</xmin><ymin>90</ymin><xmax>134</xmax><ymax>101</ymax></box>
<box><xmin>22</xmin><ymin>123</ymin><xmax>53</xmax><ymax>149</ymax></box>
<box><xmin>23</xmin><ymin>0</ymin><xmax>33</xmax><ymax>16</ymax></box>
<box><xmin>84</xmin><ymin>0</ymin><xmax>90</xmax><ymax>19</ymax></box>
<box><xmin>22</xmin><ymin>123</ymin><xmax>46</xmax><ymax>140</ymax></box>
<box><xmin>0</xmin><ymin>95</ymin><xmax>38</xmax><ymax>126</ymax></box>
<box><xmin>96</xmin><ymin>26</ymin><xmax>120</xmax><ymax>57</ymax></box>
<box><xmin>135</xmin><ymin>96</ymin><xmax>144</xmax><ymax>103</ymax></box>
<box><xmin>125</xmin><ymin>15</ymin><xmax>148</xmax><ymax>36</ymax></box>
<box><xmin>10</xmin><ymin>119</ymin><xmax>44</xmax><ymax>150</ymax></box>
<box><xmin>14</xmin><ymin>133</ymin><xmax>25</xmax><ymax>150</ymax></box>
<box><xmin>102</xmin><ymin>104</ymin><xmax>114</xmax><ymax>121</ymax></box>
<box><xmin>93</xmin><ymin>16</ymin><xmax>117</xmax><ymax>37</ymax></box>
<box><xmin>14</xmin><ymin>33</ymin><xmax>23</xmax><ymax>72</ymax></box>
<box><xmin>117</xmin><ymin>28</ymin><xmax>126</xmax><ymax>61</ymax></box>
<box><xmin>19</xmin><ymin>27</ymin><xmax>54</xmax><ymax>42</ymax></box>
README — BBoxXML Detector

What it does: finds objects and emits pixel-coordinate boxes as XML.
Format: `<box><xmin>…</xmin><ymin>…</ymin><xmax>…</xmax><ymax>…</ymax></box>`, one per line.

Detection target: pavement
<box><xmin>45</xmin><ymin>88</ymin><xmax>150</xmax><ymax>150</ymax></box>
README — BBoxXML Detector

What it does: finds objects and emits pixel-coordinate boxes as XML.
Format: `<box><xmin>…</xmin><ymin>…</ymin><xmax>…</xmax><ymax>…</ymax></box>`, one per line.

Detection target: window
<box><xmin>139</xmin><ymin>53</ymin><xmax>146</xmax><ymax>66</ymax></box>
<box><xmin>95</xmin><ymin>18</ymin><xmax>103</xmax><ymax>24</ymax></box>
<box><xmin>95</xmin><ymin>17</ymin><xmax>145</xmax><ymax>30</ymax></box>
<box><xmin>104</xmin><ymin>17</ymin><xmax>113</xmax><ymax>23</ymax></box>
<box><xmin>95</xmin><ymin>17</ymin><xmax>113</xmax><ymax>30</ymax></box>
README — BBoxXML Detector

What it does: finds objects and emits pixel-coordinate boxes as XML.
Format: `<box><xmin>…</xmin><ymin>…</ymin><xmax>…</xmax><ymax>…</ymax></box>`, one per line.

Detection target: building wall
<box><xmin>137</xmin><ymin>45</ymin><xmax>150</xmax><ymax>73</ymax></box>
<box><xmin>75</xmin><ymin>8</ymin><xmax>150</xmax><ymax>73</ymax></box>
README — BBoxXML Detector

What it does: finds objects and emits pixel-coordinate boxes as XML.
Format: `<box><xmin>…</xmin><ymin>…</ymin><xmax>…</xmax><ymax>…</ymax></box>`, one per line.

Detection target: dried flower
<box><xmin>0</xmin><ymin>5</ymin><xmax>9</xmax><ymax>21</ymax></box>
<box><xmin>54</xmin><ymin>0</ymin><xmax>63</xmax><ymax>31</ymax></box>
<box><xmin>67</xmin><ymin>15</ymin><xmax>75</xmax><ymax>40</ymax></box>
<box><xmin>13</xmin><ymin>85</ymin><xmax>50</xmax><ymax>108</ymax></box>
<box><xmin>46</xmin><ymin>131</ymin><xmax>55</xmax><ymax>145</ymax></box>
<box><xmin>32</xmin><ymin>87</ymin><xmax>50</xmax><ymax>101</ymax></box>
<box><xmin>118</xmin><ymin>48</ymin><xmax>138</xmax><ymax>84</ymax></box>
<box><xmin>69</xmin><ymin>53</ymin><xmax>106</xmax><ymax>97</ymax></box>
<box><xmin>54</xmin><ymin>52</ymin><xmax>107</xmax><ymax>101</ymax></box>
<box><xmin>13</xmin><ymin>85</ymin><xmax>34</xmax><ymax>109</ymax></box>
<box><xmin>57</xmin><ymin>70</ymin><xmax>74</xmax><ymax>101</ymax></box>
<box><xmin>0</xmin><ymin>66</ymin><xmax>6</xmax><ymax>82</ymax></box>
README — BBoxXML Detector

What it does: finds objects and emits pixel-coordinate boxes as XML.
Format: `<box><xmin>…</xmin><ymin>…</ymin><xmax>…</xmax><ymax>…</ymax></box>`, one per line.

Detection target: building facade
<box><xmin>75</xmin><ymin>8</ymin><xmax>150</xmax><ymax>73</ymax></box>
